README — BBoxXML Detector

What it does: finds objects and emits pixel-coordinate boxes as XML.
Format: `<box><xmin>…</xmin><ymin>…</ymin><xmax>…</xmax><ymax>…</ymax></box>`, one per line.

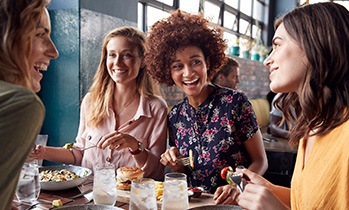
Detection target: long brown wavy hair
<box><xmin>87</xmin><ymin>26</ymin><xmax>162</xmax><ymax>127</ymax></box>
<box><xmin>0</xmin><ymin>0</ymin><xmax>50</xmax><ymax>89</ymax></box>
<box><xmin>144</xmin><ymin>9</ymin><xmax>227</xmax><ymax>86</ymax></box>
<box><xmin>274</xmin><ymin>2</ymin><xmax>349</xmax><ymax>146</ymax></box>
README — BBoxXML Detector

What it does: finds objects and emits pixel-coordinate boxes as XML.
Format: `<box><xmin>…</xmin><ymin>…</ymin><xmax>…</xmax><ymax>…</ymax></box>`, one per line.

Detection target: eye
<box><xmin>108</xmin><ymin>52</ymin><xmax>116</xmax><ymax>58</ymax></box>
<box><xmin>191</xmin><ymin>60</ymin><xmax>202</xmax><ymax>66</ymax></box>
<box><xmin>171</xmin><ymin>63</ymin><xmax>183</xmax><ymax>70</ymax></box>
<box><xmin>122</xmin><ymin>53</ymin><xmax>133</xmax><ymax>59</ymax></box>
<box><xmin>272</xmin><ymin>41</ymin><xmax>280</xmax><ymax>50</ymax></box>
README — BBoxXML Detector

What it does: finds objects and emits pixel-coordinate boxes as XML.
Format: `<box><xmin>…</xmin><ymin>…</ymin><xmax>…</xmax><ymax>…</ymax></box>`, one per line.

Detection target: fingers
<box><xmin>160</xmin><ymin>147</ymin><xmax>180</xmax><ymax>167</ymax></box>
<box><xmin>98</xmin><ymin>132</ymin><xmax>125</xmax><ymax>150</ymax></box>
<box><xmin>213</xmin><ymin>185</ymin><xmax>240</xmax><ymax>205</ymax></box>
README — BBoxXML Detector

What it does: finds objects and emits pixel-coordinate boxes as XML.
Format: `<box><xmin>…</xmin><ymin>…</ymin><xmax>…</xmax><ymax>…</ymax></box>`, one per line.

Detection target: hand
<box><xmin>97</xmin><ymin>131</ymin><xmax>138</xmax><ymax>151</ymax></box>
<box><xmin>27</xmin><ymin>144</ymin><xmax>46</xmax><ymax>161</ymax></box>
<box><xmin>237</xmin><ymin>169</ymin><xmax>288</xmax><ymax>210</ymax></box>
<box><xmin>213</xmin><ymin>184</ymin><xmax>240</xmax><ymax>205</ymax></box>
<box><xmin>159</xmin><ymin>147</ymin><xmax>185</xmax><ymax>172</ymax></box>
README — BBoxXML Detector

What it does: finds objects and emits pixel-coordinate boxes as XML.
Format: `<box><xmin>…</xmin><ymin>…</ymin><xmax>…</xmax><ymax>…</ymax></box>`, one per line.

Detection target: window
<box><xmin>298</xmin><ymin>0</ymin><xmax>349</xmax><ymax>10</ymax></box>
<box><xmin>138</xmin><ymin>0</ymin><xmax>268</xmax><ymax>47</ymax></box>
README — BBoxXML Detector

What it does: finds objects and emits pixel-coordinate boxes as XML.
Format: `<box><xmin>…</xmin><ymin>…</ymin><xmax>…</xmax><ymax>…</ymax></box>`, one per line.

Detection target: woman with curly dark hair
<box><xmin>237</xmin><ymin>3</ymin><xmax>349</xmax><ymax>209</ymax></box>
<box><xmin>145</xmin><ymin>9</ymin><xmax>267</xmax><ymax>204</ymax></box>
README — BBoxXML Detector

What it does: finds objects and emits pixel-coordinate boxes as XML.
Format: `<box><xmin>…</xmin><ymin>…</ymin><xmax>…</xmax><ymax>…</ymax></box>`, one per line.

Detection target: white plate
<box><xmin>56</xmin><ymin>204</ymin><xmax>122</xmax><ymax>209</ymax></box>
<box><xmin>39</xmin><ymin>165</ymin><xmax>92</xmax><ymax>191</ymax></box>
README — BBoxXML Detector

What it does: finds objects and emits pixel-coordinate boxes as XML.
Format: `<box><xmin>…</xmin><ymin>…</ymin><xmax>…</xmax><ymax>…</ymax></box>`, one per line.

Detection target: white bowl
<box><xmin>39</xmin><ymin>165</ymin><xmax>92</xmax><ymax>191</ymax></box>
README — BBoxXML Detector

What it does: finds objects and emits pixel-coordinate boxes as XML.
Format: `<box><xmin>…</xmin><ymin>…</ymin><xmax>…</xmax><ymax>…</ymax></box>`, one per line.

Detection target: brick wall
<box><xmin>161</xmin><ymin>56</ymin><xmax>271</xmax><ymax>107</ymax></box>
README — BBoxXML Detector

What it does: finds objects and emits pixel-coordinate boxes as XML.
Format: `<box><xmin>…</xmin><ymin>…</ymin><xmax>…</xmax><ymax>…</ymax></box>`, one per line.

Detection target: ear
<box><xmin>205</xmin><ymin>59</ymin><xmax>210</xmax><ymax>71</ymax></box>
<box><xmin>217</xmin><ymin>74</ymin><xmax>225</xmax><ymax>81</ymax></box>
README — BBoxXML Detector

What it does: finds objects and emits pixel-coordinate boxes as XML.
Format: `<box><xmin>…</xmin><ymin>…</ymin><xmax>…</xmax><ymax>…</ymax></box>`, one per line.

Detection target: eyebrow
<box><xmin>272</xmin><ymin>36</ymin><xmax>282</xmax><ymax>43</ymax></box>
<box><xmin>173</xmin><ymin>54</ymin><xmax>203</xmax><ymax>63</ymax></box>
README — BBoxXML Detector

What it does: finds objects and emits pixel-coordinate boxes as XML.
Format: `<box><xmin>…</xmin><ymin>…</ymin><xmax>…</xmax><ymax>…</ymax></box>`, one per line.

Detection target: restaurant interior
<box><xmin>37</xmin><ymin>0</ymin><xmax>348</xmax><ymax>191</ymax></box>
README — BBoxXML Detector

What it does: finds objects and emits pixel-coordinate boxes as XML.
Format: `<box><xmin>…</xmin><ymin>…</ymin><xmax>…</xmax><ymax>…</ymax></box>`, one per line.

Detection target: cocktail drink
<box><xmin>93</xmin><ymin>164</ymin><xmax>117</xmax><ymax>205</ymax></box>
<box><xmin>161</xmin><ymin>172</ymin><xmax>188</xmax><ymax>210</ymax></box>
<box><xmin>15</xmin><ymin>160</ymin><xmax>40</xmax><ymax>203</ymax></box>
<box><xmin>129</xmin><ymin>178</ymin><xmax>157</xmax><ymax>210</ymax></box>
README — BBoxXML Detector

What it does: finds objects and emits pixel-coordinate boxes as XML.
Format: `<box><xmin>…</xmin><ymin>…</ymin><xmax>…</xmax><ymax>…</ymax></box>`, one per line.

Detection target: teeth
<box><xmin>34</xmin><ymin>63</ymin><xmax>48</xmax><ymax>71</ymax></box>
<box><xmin>184</xmin><ymin>79</ymin><xmax>198</xmax><ymax>85</ymax></box>
<box><xmin>113</xmin><ymin>69</ymin><xmax>127</xmax><ymax>73</ymax></box>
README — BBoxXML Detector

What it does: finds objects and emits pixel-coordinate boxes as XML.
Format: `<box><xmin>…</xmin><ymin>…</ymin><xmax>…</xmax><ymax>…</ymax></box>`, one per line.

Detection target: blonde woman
<box><xmin>32</xmin><ymin>27</ymin><xmax>168</xmax><ymax>180</ymax></box>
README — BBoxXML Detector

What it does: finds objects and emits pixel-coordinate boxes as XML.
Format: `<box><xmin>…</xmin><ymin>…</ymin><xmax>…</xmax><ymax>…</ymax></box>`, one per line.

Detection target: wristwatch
<box><xmin>129</xmin><ymin>141</ymin><xmax>144</xmax><ymax>155</ymax></box>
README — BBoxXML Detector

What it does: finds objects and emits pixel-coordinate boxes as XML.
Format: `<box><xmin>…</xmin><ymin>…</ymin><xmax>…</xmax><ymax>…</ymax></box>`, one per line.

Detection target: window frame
<box><xmin>138</xmin><ymin>0</ymin><xmax>268</xmax><ymax>44</ymax></box>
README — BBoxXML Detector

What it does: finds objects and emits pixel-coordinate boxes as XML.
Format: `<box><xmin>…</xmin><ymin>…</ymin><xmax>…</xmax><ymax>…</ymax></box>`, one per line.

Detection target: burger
<box><xmin>116</xmin><ymin>166</ymin><xmax>143</xmax><ymax>190</ymax></box>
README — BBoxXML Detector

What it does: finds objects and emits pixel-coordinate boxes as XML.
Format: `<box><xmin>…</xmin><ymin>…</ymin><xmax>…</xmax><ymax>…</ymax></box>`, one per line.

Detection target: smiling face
<box><xmin>264</xmin><ymin>23</ymin><xmax>308</xmax><ymax>94</ymax></box>
<box><xmin>28</xmin><ymin>8</ymin><xmax>59</xmax><ymax>92</ymax></box>
<box><xmin>106</xmin><ymin>36</ymin><xmax>142</xmax><ymax>86</ymax></box>
<box><xmin>170</xmin><ymin>45</ymin><xmax>210</xmax><ymax>105</ymax></box>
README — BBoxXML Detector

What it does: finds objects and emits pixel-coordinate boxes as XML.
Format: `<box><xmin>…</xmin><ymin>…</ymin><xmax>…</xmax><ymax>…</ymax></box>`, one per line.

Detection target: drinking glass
<box><xmin>161</xmin><ymin>172</ymin><xmax>188</xmax><ymax>210</ymax></box>
<box><xmin>129</xmin><ymin>178</ymin><xmax>157</xmax><ymax>210</ymax></box>
<box><xmin>15</xmin><ymin>159</ymin><xmax>40</xmax><ymax>203</ymax></box>
<box><xmin>93</xmin><ymin>163</ymin><xmax>117</xmax><ymax>206</ymax></box>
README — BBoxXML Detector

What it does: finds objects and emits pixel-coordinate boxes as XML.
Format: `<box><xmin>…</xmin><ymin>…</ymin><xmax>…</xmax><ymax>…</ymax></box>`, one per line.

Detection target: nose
<box><xmin>47</xmin><ymin>38</ymin><xmax>59</xmax><ymax>59</ymax></box>
<box><xmin>263</xmin><ymin>53</ymin><xmax>273</xmax><ymax>67</ymax></box>
<box><xmin>113</xmin><ymin>55</ymin><xmax>123</xmax><ymax>65</ymax></box>
<box><xmin>182</xmin><ymin>65</ymin><xmax>195</xmax><ymax>77</ymax></box>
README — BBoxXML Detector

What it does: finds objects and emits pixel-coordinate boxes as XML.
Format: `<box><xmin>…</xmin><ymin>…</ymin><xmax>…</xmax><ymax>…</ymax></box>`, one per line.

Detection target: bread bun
<box><xmin>116</xmin><ymin>166</ymin><xmax>143</xmax><ymax>190</ymax></box>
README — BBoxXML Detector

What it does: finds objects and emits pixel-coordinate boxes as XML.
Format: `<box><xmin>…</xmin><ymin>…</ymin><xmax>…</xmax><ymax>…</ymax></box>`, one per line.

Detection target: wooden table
<box><xmin>13</xmin><ymin>176</ymin><xmax>216</xmax><ymax>210</ymax></box>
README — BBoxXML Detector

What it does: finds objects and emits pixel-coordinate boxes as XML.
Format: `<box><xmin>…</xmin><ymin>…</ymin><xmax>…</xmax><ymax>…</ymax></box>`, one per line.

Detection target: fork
<box><xmin>180</xmin><ymin>157</ymin><xmax>190</xmax><ymax>166</ymax></box>
<box><xmin>75</xmin><ymin>137</ymin><xmax>102</xmax><ymax>151</ymax></box>
<box><xmin>75</xmin><ymin>145</ymin><xmax>97</xmax><ymax>151</ymax></box>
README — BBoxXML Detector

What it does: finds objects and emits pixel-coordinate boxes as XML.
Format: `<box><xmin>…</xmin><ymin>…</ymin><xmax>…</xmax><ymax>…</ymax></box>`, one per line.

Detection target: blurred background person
<box><xmin>268</xmin><ymin>93</ymin><xmax>292</xmax><ymax>139</ymax></box>
<box><xmin>0</xmin><ymin>0</ymin><xmax>59</xmax><ymax>209</ymax></box>
<box><xmin>211</xmin><ymin>57</ymin><xmax>240</xmax><ymax>90</ymax></box>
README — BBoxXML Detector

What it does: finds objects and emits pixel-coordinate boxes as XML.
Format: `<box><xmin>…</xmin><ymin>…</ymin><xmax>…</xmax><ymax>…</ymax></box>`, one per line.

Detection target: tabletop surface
<box><xmin>13</xmin><ymin>176</ymin><xmax>216</xmax><ymax>210</ymax></box>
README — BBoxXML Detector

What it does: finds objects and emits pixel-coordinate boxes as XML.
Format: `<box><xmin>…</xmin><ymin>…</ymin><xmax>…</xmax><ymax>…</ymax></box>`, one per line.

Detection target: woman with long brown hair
<box><xmin>237</xmin><ymin>3</ymin><xmax>349</xmax><ymax>209</ymax></box>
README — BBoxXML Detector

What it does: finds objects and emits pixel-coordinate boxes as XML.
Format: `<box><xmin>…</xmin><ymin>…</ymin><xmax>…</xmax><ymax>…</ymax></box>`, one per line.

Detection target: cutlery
<box><xmin>179</xmin><ymin>149</ymin><xmax>194</xmax><ymax>168</ymax></box>
<box><xmin>75</xmin><ymin>145</ymin><xmax>97</xmax><ymax>151</ymax></box>
<box><xmin>180</xmin><ymin>157</ymin><xmax>190</xmax><ymax>166</ymax></box>
<box><xmin>75</xmin><ymin>137</ymin><xmax>103</xmax><ymax>151</ymax></box>
<box><xmin>69</xmin><ymin>189</ymin><xmax>93</xmax><ymax>199</ymax></box>
<box><xmin>228</xmin><ymin>173</ymin><xmax>244</xmax><ymax>193</ymax></box>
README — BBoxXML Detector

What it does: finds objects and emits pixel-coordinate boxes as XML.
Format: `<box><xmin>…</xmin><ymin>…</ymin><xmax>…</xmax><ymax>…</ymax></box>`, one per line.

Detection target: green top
<box><xmin>0</xmin><ymin>80</ymin><xmax>45</xmax><ymax>210</ymax></box>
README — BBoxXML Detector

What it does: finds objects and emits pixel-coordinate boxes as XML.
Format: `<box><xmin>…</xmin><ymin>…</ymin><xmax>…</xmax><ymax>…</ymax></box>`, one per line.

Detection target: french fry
<box><xmin>189</xmin><ymin>149</ymin><xmax>194</xmax><ymax>169</ymax></box>
<box><xmin>155</xmin><ymin>181</ymin><xmax>164</xmax><ymax>201</ymax></box>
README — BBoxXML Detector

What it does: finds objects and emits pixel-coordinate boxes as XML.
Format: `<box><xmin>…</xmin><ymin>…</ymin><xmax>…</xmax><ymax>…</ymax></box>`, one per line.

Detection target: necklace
<box><xmin>118</xmin><ymin>93</ymin><xmax>137</xmax><ymax>115</ymax></box>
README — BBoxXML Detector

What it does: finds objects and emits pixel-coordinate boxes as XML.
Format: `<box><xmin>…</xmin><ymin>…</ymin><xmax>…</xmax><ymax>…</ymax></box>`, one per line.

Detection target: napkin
<box><xmin>78</xmin><ymin>184</ymin><xmax>93</xmax><ymax>202</ymax></box>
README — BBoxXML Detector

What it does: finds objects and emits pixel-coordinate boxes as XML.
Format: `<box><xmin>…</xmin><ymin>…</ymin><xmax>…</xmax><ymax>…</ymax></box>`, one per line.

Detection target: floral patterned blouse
<box><xmin>168</xmin><ymin>85</ymin><xmax>258</xmax><ymax>193</ymax></box>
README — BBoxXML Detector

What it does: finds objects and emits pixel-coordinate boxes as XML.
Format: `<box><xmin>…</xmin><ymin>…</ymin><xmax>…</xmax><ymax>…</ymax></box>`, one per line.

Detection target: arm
<box><xmin>238</xmin><ymin>169</ymin><xmax>291</xmax><ymax>210</ymax></box>
<box><xmin>213</xmin><ymin>130</ymin><xmax>268</xmax><ymax>205</ymax></box>
<box><xmin>269</xmin><ymin>114</ymin><xmax>290</xmax><ymax>139</ymax></box>
<box><xmin>244</xmin><ymin>129</ymin><xmax>268</xmax><ymax>175</ymax></box>
<box><xmin>136</xmin><ymin>99</ymin><xmax>168</xmax><ymax>179</ymax></box>
<box><xmin>31</xmin><ymin>95</ymin><xmax>90</xmax><ymax>165</ymax></box>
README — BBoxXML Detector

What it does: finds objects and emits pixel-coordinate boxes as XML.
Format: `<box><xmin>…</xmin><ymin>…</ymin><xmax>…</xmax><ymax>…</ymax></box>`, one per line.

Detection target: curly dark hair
<box><xmin>144</xmin><ymin>9</ymin><xmax>227</xmax><ymax>86</ymax></box>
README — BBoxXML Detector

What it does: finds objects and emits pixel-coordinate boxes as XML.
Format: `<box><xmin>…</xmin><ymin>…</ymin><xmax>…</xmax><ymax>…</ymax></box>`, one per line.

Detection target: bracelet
<box><xmin>69</xmin><ymin>148</ymin><xmax>76</xmax><ymax>165</ymax></box>
<box><xmin>129</xmin><ymin>141</ymin><xmax>144</xmax><ymax>155</ymax></box>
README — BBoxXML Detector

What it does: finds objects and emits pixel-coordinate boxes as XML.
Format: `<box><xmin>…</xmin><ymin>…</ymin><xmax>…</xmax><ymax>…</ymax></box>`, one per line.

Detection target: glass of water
<box><xmin>161</xmin><ymin>172</ymin><xmax>188</xmax><ymax>210</ymax></box>
<box><xmin>93</xmin><ymin>163</ymin><xmax>117</xmax><ymax>206</ymax></box>
<box><xmin>129</xmin><ymin>178</ymin><xmax>157</xmax><ymax>210</ymax></box>
<box><xmin>15</xmin><ymin>159</ymin><xmax>40</xmax><ymax>203</ymax></box>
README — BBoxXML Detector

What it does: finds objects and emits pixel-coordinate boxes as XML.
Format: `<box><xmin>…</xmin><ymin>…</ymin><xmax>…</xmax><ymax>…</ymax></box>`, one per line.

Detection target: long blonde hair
<box><xmin>87</xmin><ymin>26</ymin><xmax>162</xmax><ymax>127</ymax></box>
<box><xmin>0</xmin><ymin>0</ymin><xmax>50</xmax><ymax>89</ymax></box>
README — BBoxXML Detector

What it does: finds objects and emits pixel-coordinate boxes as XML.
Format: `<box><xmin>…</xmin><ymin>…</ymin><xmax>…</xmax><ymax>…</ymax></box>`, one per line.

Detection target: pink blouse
<box><xmin>71</xmin><ymin>93</ymin><xmax>168</xmax><ymax>180</ymax></box>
